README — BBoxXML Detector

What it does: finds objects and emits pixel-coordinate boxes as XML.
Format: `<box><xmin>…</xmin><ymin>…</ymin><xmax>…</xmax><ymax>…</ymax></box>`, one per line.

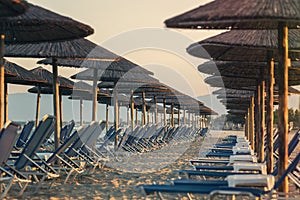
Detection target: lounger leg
<box><xmin>0</xmin><ymin>178</ymin><xmax>14</xmax><ymax>199</ymax></box>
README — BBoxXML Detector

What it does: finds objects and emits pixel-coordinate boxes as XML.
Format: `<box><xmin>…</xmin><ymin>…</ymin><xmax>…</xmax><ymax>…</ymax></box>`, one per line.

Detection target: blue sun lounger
<box><xmin>138</xmin><ymin>152</ymin><xmax>300</xmax><ymax>199</ymax></box>
<box><xmin>0</xmin><ymin>121</ymin><xmax>29</xmax><ymax>199</ymax></box>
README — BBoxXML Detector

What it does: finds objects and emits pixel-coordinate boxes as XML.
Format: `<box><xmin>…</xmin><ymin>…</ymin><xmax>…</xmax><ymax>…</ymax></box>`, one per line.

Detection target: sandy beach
<box><xmin>5</xmin><ymin>130</ymin><xmax>300</xmax><ymax>200</ymax></box>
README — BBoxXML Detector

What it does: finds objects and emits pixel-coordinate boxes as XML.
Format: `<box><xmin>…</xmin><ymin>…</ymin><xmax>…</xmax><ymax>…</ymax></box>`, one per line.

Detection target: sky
<box><xmin>6</xmin><ymin>0</ymin><xmax>300</xmax><ymax>121</ymax></box>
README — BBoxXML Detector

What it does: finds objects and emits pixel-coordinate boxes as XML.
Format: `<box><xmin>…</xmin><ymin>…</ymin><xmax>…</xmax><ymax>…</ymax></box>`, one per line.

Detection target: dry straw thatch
<box><xmin>0</xmin><ymin>3</ymin><xmax>93</xmax><ymax>43</ymax></box>
<box><xmin>165</xmin><ymin>0</ymin><xmax>300</xmax><ymax>29</ymax></box>
<box><xmin>188</xmin><ymin>30</ymin><xmax>300</xmax><ymax>62</ymax></box>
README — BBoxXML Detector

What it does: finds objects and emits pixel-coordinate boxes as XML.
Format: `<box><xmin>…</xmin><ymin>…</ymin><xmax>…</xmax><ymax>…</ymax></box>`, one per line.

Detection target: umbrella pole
<box><xmin>92</xmin><ymin>69</ymin><xmax>98</xmax><ymax>121</ymax></box>
<box><xmin>255</xmin><ymin>83</ymin><xmax>261</xmax><ymax>154</ymax></box>
<box><xmin>0</xmin><ymin>34</ymin><xmax>5</xmax><ymax>129</ymax></box>
<box><xmin>142</xmin><ymin>91</ymin><xmax>146</xmax><ymax>126</ymax></box>
<box><xmin>171</xmin><ymin>103</ymin><xmax>174</xmax><ymax>127</ymax></box>
<box><xmin>106</xmin><ymin>104</ymin><xmax>109</xmax><ymax>132</ymax></box>
<box><xmin>245</xmin><ymin>108</ymin><xmax>249</xmax><ymax>140</ymax></box>
<box><xmin>183</xmin><ymin>108</ymin><xmax>186</xmax><ymax>125</ymax></box>
<box><xmin>59</xmin><ymin>93</ymin><xmax>63</xmax><ymax>128</ymax></box>
<box><xmin>147</xmin><ymin>109</ymin><xmax>150</xmax><ymax>125</ymax></box>
<box><xmin>154</xmin><ymin>96</ymin><xmax>158</xmax><ymax>128</ymax></box>
<box><xmin>127</xmin><ymin>106</ymin><xmax>130</xmax><ymax>127</ymax></box>
<box><xmin>163</xmin><ymin>98</ymin><xmax>167</xmax><ymax>127</ymax></box>
<box><xmin>258</xmin><ymin>71</ymin><xmax>265</xmax><ymax>163</ymax></box>
<box><xmin>135</xmin><ymin>108</ymin><xmax>138</xmax><ymax>126</ymax></box>
<box><xmin>4</xmin><ymin>83</ymin><xmax>8</xmax><ymax>123</ymax></box>
<box><xmin>277</xmin><ymin>23</ymin><xmax>289</xmax><ymax>193</ymax></box>
<box><xmin>80</xmin><ymin>97</ymin><xmax>83</xmax><ymax>126</ymax></box>
<box><xmin>250</xmin><ymin>96</ymin><xmax>255</xmax><ymax>150</ymax></box>
<box><xmin>114</xmin><ymin>90</ymin><xmax>119</xmax><ymax>148</ymax></box>
<box><xmin>178</xmin><ymin>108</ymin><xmax>180</xmax><ymax>126</ymax></box>
<box><xmin>130</xmin><ymin>91</ymin><xmax>134</xmax><ymax>131</ymax></box>
<box><xmin>35</xmin><ymin>86</ymin><xmax>41</xmax><ymax>127</ymax></box>
<box><xmin>52</xmin><ymin>57</ymin><xmax>61</xmax><ymax>151</ymax></box>
<box><xmin>266</xmin><ymin>54</ymin><xmax>274</xmax><ymax>173</ymax></box>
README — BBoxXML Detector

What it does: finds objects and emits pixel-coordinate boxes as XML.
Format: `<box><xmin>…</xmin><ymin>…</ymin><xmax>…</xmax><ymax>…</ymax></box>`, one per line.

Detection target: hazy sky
<box><xmin>6</xmin><ymin>0</ymin><xmax>300</xmax><ymax>119</ymax></box>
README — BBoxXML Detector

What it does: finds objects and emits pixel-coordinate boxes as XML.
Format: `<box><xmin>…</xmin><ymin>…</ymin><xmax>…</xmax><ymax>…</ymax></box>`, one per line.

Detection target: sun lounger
<box><xmin>138</xmin><ymin>152</ymin><xmax>300</xmax><ymax>199</ymax></box>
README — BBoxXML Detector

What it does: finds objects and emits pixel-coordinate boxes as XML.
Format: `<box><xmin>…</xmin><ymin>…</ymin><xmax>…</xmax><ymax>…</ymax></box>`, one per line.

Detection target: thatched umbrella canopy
<box><xmin>4</xmin><ymin>61</ymin><xmax>46</xmax><ymax>86</ymax></box>
<box><xmin>39</xmin><ymin>57</ymin><xmax>153</xmax><ymax>131</ymax></box>
<box><xmin>198</xmin><ymin>60</ymin><xmax>300</xmax><ymax>79</ymax></box>
<box><xmin>1</xmin><ymin>3</ymin><xmax>93</xmax><ymax>43</ymax></box>
<box><xmin>188</xmin><ymin>30</ymin><xmax>300</xmax><ymax>62</ymax></box>
<box><xmin>3</xmin><ymin>60</ymin><xmax>47</xmax><ymax>124</ymax></box>
<box><xmin>6</xmin><ymin>38</ymin><xmax>118</xmax><ymax>59</ymax></box>
<box><xmin>0</xmin><ymin>2</ymin><xmax>96</xmax><ymax>149</ymax></box>
<box><xmin>29</xmin><ymin>67</ymin><xmax>74</xmax><ymax>127</ymax></box>
<box><xmin>164</xmin><ymin>0</ymin><xmax>300</xmax><ymax>29</ymax></box>
<box><xmin>38</xmin><ymin>57</ymin><xmax>151</xmax><ymax>73</ymax></box>
<box><xmin>30</xmin><ymin>67</ymin><xmax>74</xmax><ymax>89</ymax></box>
<box><xmin>165</xmin><ymin>0</ymin><xmax>300</xmax><ymax>190</ymax></box>
<box><xmin>0</xmin><ymin>0</ymin><xmax>28</xmax><ymax>17</ymax></box>
<box><xmin>205</xmin><ymin>75</ymin><xmax>300</xmax><ymax>89</ymax></box>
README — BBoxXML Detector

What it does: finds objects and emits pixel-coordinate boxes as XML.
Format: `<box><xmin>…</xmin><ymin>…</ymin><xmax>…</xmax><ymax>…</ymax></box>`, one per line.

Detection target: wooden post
<box><xmin>35</xmin><ymin>86</ymin><xmax>41</xmax><ymax>127</ymax></box>
<box><xmin>52</xmin><ymin>57</ymin><xmax>61</xmax><ymax>150</ymax></box>
<box><xmin>147</xmin><ymin>109</ymin><xmax>150</xmax><ymax>125</ymax></box>
<box><xmin>80</xmin><ymin>97</ymin><xmax>83</xmax><ymax>126</ymax></box>
<box><xmin>277</xmin><ymin>22</ymin><xmax>289</xmax><ymax>193</ymax></box>
<box><xmin>114</xmin><ymin>90</ymin><xmax>119</xmax><ymax>147</ymax></box>
<box><xmin>0</xmin><ymin>34</ymin><xmax>5</xmax><ymax>130</ymax></box>
<box><xmin>130</xmin><ymin>91</ymin><xmax>134</xmax><ymax>131</ymax></box>
<box><xmin>171</xmin><ymin>103</ymin><xmax>174</xmax><ymax>127</ymax></box>
<box><xmin>142</xmin><ymin>91</ymin><xmax>146</xmax><ymax>126</ymax></box>
<box><xmin>255</xmin><ymin>84</ymin><xmax>261</xmax><ymax>154</ymax></box>
<box><xmin>135</xmin><ymin>108</ymin><xmax>138</xmax><ymax>126</ymax></box>
<box><xmin>177</xmin><ymin>107</ymin><xmax>180</xmax><ymax>126</ymax></box>
<box><xmin>92</xmin><ymin>68</ymin><xmax>98</xmax><ymax>121</ymax></box>
<box><xmin>183</xmin><ymin>108</ymin><xmax>186</xmax><ymax>125</ymax></box>
<box><xmin>266</xmin><ymin>53</ymin><xmax>274</xmax><ymax>173</ymax></box>
<box><xmin>245</xmin><ymin>112</ymin><xmax>248</xmax><ymax>139</ymax></box>
<box><xmin>59</xmin><ymin>93</ymin><xmax>63</xmax><ymax>128</ymax></box>
<box><xmin>250</xmin><ymin>96</ymin><xmax>255</xmax><ymax>150</ymax></box>
<box><xmin>259</xmin><ymin>72</ymin><xmax>265</xmax><ymax>163</ymax></box>
<box><xmin>163</xmin><ymin>98</ymin><xmax>167</xmax><ymax>127</ymax></box>
<box><xmin>3</xmin><ymin>82</ymin><xmax>8</xmax><ymax>124</ymax></box>
<box><xmin>154</xmin><ymin>96</ymin><xmax>158</xmax><ymax>128</ymax></box>
<box><xmin>106</xmin><ymin>104</ymin><xmax>109</xmax><ymax>132</ymax></box>
<box><xmin>127</xmin><ymin>106</ymin><xmax>130</xmax><ymax>127</ymax></box>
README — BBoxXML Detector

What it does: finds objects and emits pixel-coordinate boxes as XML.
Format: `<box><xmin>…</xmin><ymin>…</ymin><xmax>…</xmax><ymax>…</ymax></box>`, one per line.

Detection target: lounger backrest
<box><xmin>65</xmin><ymin>122</ymin><xmax>98</xmax><ymax>157</ymax></box>
<box><xmin>0</xmin><ymin>121</ymin><xmax>20</xmax><ymax>165</ymax></box>
<box><xmin>46</xmin><ymin>127</ymin><xmax>81</xmax><ymax>164</ymax></box>
<box><xmin>85</xmin><ymin>121</ymin><xmax>106</xmax><ymax>148</ymax></box>
<box><xmin>15</xmin><ymin>115</ymin><xmax>55</xmax><ymax>169</ymax></box>
<box><xmin>60</xmin><ymin>120</ymin><xmax>75</xmax><ymax>141</ymax></box>
<box><xmin>274</xmin><ymin>152</ymin><xmax>300</xmax><ymax>190</ymax></box>
<box><xmin>15</xmin><ymin>121</ymin><xmax>34</xmax><ymax>148</ymax></box>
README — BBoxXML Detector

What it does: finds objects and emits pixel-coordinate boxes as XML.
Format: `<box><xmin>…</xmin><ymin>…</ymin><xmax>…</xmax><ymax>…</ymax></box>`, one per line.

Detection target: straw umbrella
<box><xmin>3</xmin><ymin>60</ymin><xmax>47</xmax><ymax>123</ymax></box>
<box><xmin>28</xmin><ymin>67</ymin><xmax>74</xmax><ymax>127</ymax></box>
<box><xmin>0</xmin><ymin>2</ymin><xmax>94</xmax><ymax>133</ymax></box>
<box><xmin>48</xmin><ymin>58</ymin><xmax>156</xmax><ymax>147</ymax></box>
<box><xmin>38</xmin><ymin>57</ymin><xmax>153</xmax><ymax>122</ymax></box>
<box><xmin>165</xmin><ymin>0</ymin><xmax>300</xmax><ymax>191</ymax></box>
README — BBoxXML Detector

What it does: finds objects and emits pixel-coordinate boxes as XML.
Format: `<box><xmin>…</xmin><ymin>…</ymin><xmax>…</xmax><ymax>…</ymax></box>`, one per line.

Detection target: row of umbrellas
<box><xmin>1</xmin><ymin>1</ymin><xmax>216</xmax><ymax>150</ymax></box>
<box><xmin>164</xmin><ymin>0</ymin><xmax>300</xmax><ymax>192</ymax></box>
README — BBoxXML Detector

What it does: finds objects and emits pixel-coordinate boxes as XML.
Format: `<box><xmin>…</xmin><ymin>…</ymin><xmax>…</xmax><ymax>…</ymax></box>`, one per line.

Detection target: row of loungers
<box><xmin>0</xmin><ymin>115</ymin><xmax>206</xmax><ymax>198</ymax></box>
<box><xmin>138</xmin><ymin>130</ymin><xmax>300</xmax><ymax>199</ymax></box>
<box><xmin>0</xmin><ymin>115</ymin><xmax>111</xmax><ymax>199</ymax></box>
